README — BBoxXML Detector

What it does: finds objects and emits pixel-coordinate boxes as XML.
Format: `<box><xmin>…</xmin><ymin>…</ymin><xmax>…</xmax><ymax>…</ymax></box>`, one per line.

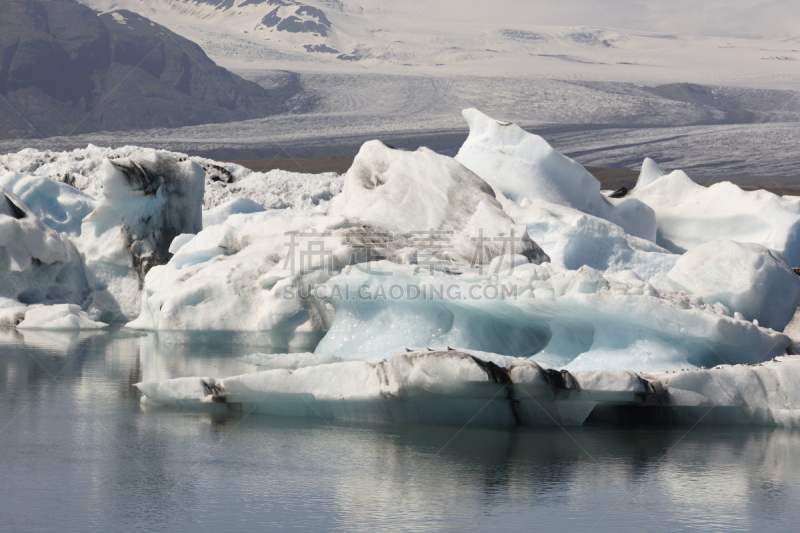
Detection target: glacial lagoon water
<box><xmin>2</xmin><ymin>328</ymin><xmax>800</xmax><ymax>532</ymax></box>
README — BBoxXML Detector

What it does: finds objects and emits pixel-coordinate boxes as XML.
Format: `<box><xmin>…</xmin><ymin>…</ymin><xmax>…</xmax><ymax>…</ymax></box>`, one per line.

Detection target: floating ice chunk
<box><xmin>0</xmin><ymin>298</ymin><xmax>104</xmax><ymax>330</ymax></box>
<box><xmin>74</xmin><ymin>153</ymin><xmax>205</xmax><ymax>321</ymax></box>
<box><xmin>455</xmin><ymin>109</ymin><xmax>656</xmax><ymax>241</ymax></box>
<box><xmin>330</xmin><ymin>139</ymin><xmax>547</xmax><ymax>265</ymax></box>
<box><xmin>15</xmin><ymin>304</ymin><xmax>106</xmax><ymax>330</ymax></box>
<box><xmin>0</xmin><ymin>172</ymin><xmax>97</xmax><ymax>236</ymax></box>
<box><xmin>202</xmin><ymin>197</ymin><xmax>265</xmax><ymax>228</ymax></box>
<box><xmin>503</xmin><ymin>198</ymin><xmax>677</xmax><ymax>288</ymax></box>
<box><xmin>0</xmin><ymin>298</ymin><xmax>29</xmax><ymax>327</ymax></box>
<box><xmin>630</xmin><ymin>158</ymin><xmax>800</xmax><ymax>264</ymax></box>
<box><xmin>667</xmin><ymin>240</ymin><xmax>800</xmax><ymax>331</ymax></box>
<box><xmin>136</xmin><ymin>350</ymin><xmax>594</xmax><ymax>426</ymax></box>
<box><xmin>136</xmin><ymin>351</ymin><xmax>800</xmax><ymax>428</ymax></box>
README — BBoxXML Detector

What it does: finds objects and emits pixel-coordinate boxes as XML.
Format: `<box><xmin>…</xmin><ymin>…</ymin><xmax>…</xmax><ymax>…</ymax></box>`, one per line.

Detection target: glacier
<box><xmin>3</xmin><ymin>108</ymin><xmax>800</xmax><ymax>427</ymax></box>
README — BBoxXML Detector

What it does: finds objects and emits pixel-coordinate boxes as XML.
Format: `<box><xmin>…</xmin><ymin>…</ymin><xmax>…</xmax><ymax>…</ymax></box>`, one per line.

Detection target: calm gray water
<box><xmin>2</xmin><ymin>328</ymin><xmax>800</xmax><ymax>533</ymax></box>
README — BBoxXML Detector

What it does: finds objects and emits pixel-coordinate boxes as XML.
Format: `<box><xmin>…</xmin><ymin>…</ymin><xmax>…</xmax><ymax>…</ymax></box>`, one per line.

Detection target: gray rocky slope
<box><xmin>0</xmin><ymin>0</ymin><xmax>299</xmax><ymax>139</ymax></box>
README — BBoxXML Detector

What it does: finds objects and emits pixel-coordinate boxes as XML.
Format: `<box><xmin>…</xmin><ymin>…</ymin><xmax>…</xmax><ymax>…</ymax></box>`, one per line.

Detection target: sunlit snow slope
<box><xmin>81</xmin><ymin>0</ymin><xmax>800</xmax><ymax>88</ymax></box>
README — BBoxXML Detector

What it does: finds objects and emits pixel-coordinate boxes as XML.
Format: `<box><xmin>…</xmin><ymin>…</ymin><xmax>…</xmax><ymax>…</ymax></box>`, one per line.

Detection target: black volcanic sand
<box><xmin>223</xmin><ymin>157</ymin><xmax>800</xmax><ymax>196</ymax></box>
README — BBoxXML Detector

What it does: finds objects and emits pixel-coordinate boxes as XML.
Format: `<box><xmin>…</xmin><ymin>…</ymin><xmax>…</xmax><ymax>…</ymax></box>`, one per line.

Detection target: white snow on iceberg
<box><xmin>330</xmin><ymin>139</ymin><xmax>547</xmax><ymax>265</ymax></box>
<box><xmin>630</xmin><ymin>158</ymin><xmax>800</xmax><ymax>265</ymax></box>
<box><xmin>0</xmin><ymin>145</ymin><xmax>342</xmax><ymax>212</ymax></box>
<box><xmin>0</xmin><ymin>186</ymin><xmax>71</xmax><ymax>270</ymax></box>
<box><xmin>127</xmin><ymin>213</ymin><xmax>342</xmax><ymax>343</ymax></box>
<box><xmin>0</xmin><ymin>171</ymin><xmax>97</xmax><ymax>237</ymax></box>
<box><xmin>503</xmin><ymin>197</ymin><xmax>678</xmax><ymax>288</ymax></box>
<box><xmin>455</xmin><ymin>108</ymin><xmax>656</xmax><ymax>241</ymax></box>
<box><xmin>668</xmin><ymin>240</ymin><xmax>800</xmax><ymax>331</ymax></box>
<box><xmin>202</xmin><ymin>197</ymin><xmax>265</xmax><ymax>228</ymax></box>
<box><xmin>0</xmin><ymin>187</ymin><xmax>90</xmax><ymax>310</ymax></box>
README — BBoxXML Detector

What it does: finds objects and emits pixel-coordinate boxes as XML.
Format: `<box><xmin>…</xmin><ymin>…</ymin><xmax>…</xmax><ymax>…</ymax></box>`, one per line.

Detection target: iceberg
<box><xmin>75</xmin><ymin>153</ymin><xmax>205</xmax><ymax>321</ymax></box>
<box><xmin>455</xmin><ymin>109</ymin><xmax>656</xmax><ymax>241</ymax></box>
<box><xmin>630</xmin><ymin>158</ymin><xmax>800</xmax><ymax>264</ymax></box>
<box><xmin>1</xmin><ymin>107</ymin><xmax>798</xmax><ymax>394</ymax></box>
<box><xmin>136</xmin><ymin>350</ymin><xmax>800</xmax><ymax>428</ymax></box>
<box><xmin>14</xmin><ymin>304</ymin><xmax>106</xmax><ymax>330</ymax></box>
<box><xmin>129</xmin><ymin>140</ymin><xmax>548</xmax><ymax>343</ymax></box>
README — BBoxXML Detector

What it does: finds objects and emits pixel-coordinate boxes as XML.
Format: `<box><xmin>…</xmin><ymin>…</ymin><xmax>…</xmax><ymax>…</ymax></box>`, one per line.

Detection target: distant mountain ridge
<box><xmin>75</xmin><ymin>0</ymin><xmax>800</xmax><ymax>92</ymax></box>
<box><xmin>0</xmin><ymin>0</ymin><xmax>297</xmax><ymax>139</ymax></box>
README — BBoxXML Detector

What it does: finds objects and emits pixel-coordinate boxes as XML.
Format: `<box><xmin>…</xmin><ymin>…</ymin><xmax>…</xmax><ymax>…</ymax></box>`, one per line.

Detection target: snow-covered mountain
<box><xmin>81</xmin><ymin>0</ymin><xmax>800</xmax><ymax>89</ymax></box>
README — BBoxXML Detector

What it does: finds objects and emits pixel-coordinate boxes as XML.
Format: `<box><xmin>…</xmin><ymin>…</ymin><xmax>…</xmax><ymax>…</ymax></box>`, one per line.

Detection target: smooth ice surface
<box><xmin>668</xmin><ymin>240</ymin><xmax>800</xmax><ymax>331</ymax></box>
<box><xmin>455</xmin><ymin>109</ymin><xmax>656</xmax><ymax>241</ymax></box>
<box><xmin>315</xmin><ymin>261</ymin><xmax>788</xmax><ymax>371</ymax></box>
<box><xmin>631</xmin><ymin>158</ymin><xmax>800</xmax><ymax>264</ymax></box>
